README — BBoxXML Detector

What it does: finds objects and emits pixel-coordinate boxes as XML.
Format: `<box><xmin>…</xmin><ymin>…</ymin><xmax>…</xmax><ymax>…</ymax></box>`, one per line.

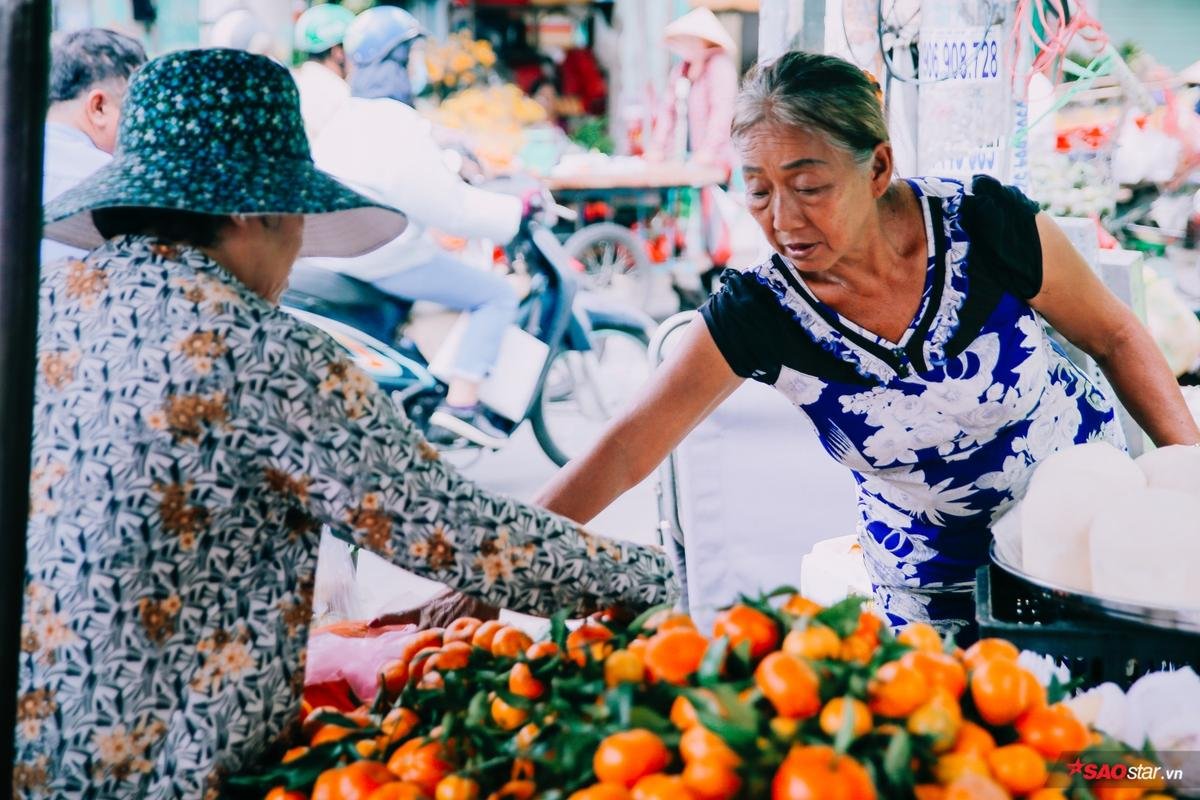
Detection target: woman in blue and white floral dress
<box><xmin>537</xmin><ymin>51</ymin><xmax>1200</xmax><ymax>636</ymax></box>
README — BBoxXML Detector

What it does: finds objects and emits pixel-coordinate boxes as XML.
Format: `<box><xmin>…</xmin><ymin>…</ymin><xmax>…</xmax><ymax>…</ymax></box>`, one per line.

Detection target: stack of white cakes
<box><xmin>1018</xmin><ymin>442</ymin><xmax>1200</xmax><ymax>608</ymax></box>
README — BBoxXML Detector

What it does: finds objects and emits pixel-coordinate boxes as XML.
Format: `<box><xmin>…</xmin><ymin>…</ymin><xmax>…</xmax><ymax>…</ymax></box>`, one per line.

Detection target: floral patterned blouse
<box><xmin>15</xmin><ymin>235</ymin><xmax>677</xmax><ymax>799</ymax></box>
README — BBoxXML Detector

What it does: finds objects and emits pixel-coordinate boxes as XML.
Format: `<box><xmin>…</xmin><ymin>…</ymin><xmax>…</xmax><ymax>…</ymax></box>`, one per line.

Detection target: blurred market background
<box><xmin>46</xmin><ymin>0</ymin><xmax>1200</xmax><ymax>618</ymax></box>
<box><xmin>48</xmin><ymin>0</ymin><xmax>1200</xmax><ymax>70</ymax></box>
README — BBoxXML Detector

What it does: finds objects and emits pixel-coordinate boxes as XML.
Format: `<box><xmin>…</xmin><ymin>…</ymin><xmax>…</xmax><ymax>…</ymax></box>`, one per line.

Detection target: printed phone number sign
<box><xmin>917</xmin><ymin>26</ymin><xmax>1012</xmax><ymax>181</ymax></box>
<box><xmin>919</xmin><ymin>31</ymin><xmax>1003</xmax><ymax>82</ymax></box>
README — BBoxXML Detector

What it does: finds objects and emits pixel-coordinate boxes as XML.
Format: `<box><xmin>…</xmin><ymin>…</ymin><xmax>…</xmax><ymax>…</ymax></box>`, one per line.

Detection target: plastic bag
<box><xmin>1143</xmin><ymin>263</ymin><xmax>1200</xmax><ymax>376</ymax></box>
<box><xmin>313</xmin><ymin>529</ymin><xmax>361</xmax><ymax>626</ymax></box>
<box><xmin>305</xmin><ymin>624</ymin><xmax>420</xmax><ymax>702</ymax></box>
<box><xmin>1114</xmin><ymin>116</ymin><xmax>1182</xmax><ymax>185</ymax></box>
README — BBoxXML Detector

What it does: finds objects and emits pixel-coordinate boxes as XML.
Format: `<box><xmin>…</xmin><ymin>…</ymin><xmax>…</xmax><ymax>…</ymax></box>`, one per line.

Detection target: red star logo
<box><xmin>1068</xmin><ymin>758</ymin><xmax>1085</xmax><ymax>776</ymax></box>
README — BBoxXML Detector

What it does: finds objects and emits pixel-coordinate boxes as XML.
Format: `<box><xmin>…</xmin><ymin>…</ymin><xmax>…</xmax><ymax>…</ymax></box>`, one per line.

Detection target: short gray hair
<box><xmin>732</xmin><ymin>51</ymin><xmax>888</xmax><ymax>164</ymax></box>
<box><xmin>49</xmin><ymin>28</ymin><xmax>146</xmax><ymax>104</ymax></box>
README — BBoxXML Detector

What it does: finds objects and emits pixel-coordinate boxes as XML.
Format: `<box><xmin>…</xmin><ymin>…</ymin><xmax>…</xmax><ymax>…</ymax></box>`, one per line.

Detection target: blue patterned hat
<box><xmin>43</xmin><ymin>48</ymin><xmax>406</xmax><ymax>258</ymax></box>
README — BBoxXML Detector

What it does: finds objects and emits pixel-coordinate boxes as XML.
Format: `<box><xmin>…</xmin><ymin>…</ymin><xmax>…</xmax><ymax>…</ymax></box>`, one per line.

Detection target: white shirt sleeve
<box><xmin>313</xmin><ymin>99</ymin><xmax>522</xmax><ymax>245</ymax></box>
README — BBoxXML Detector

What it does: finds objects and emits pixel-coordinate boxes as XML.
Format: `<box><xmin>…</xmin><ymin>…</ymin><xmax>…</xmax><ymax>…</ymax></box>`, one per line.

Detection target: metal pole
<box><xmin>758</xmin><ymin>0</ymin><xmax>792</xmax><ymax>61</ymax></box>
<box><xmin>799</xmin><ymin>0</ymin><xmax>826</xmax><ymax>53</ymax></box>
<box><xmin>758</xmin><ymin>0</ymin><xmax>819</xmax><ymax>63</ymax></box>
<box><xmin>0</xmin><ymin>0</ymin><xmax>50</xmax><ymax>790</ymax></box>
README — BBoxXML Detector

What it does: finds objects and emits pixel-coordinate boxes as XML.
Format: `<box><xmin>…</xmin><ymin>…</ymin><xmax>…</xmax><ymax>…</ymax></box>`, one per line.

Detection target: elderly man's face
<box><xmin>739</xmin><ymin>122</ymin><xmax>889</xmax><ymax>275</ymax></box>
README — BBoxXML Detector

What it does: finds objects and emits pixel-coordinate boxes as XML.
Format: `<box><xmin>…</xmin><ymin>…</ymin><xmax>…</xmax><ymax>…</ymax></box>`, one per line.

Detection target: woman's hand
<box><xmin>1030</xmin><ymin>214</ymin><xmax>1200</xmax><ymax>447</ymax></box>
<box><xmin>535</xmin><ymin>316</ymin><xmax>744</xmax><ymax>523</ymax></box>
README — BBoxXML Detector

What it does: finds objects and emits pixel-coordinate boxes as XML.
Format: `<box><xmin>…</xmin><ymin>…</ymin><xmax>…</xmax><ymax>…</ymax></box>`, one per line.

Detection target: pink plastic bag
<box><xmin>304</xmin><ymin>623</ymin><xmax>419</xmax><ymax>701</ymax></box>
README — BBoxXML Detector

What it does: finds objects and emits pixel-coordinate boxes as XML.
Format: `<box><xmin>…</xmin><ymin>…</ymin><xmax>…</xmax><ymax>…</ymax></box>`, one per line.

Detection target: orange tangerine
<box><xmin>644</xmin><ymin>627</ymin><xmax>710</xmax><ymax>685</ymax></box>
<box><xmin>491</xmin><ymin>627</ymin><xmax>534</xmax><ymax>659</ymax></box>
<box><xmin>970</xmin><ymin>658</ymin><xmax>1035</xmax><ymax>726</ymax></box>
<box><xmin>987</xmin><ymin>744</ymin><xmax>1049</xmax><ymax>795</ymax></box>
<box><xmin>962</xmin><ymin>638</ymin><xmax>1020</xmax><ymax>671</ymax></box>
<box><xmin>952</xmin><ymin>721</ymin><xmax>997</xmax><ymax>758</ymax></box>
<box><xmin>593</xmin><ymin>729</ymin><xmax>670</xmax><ymax>788</ymax></box>
<box><xmin>782</xmin><ymin>626</ymin><xmax>841</xmax><ymax>661</ymax></box>
<box><xmin>755</xmin><ymin>652</ymin><xmax>821</xmax><ymax>720</ymax></box>
<box><xmin>604</xmin><ymin>649</ymin><xmax>646</xmax><ymax>687</ymax></box>
<box><xmin>711</xmin><ymin>605</ymin><xmax>780</xmax><ymax>661</ymax></box>
<box><xmin>897</xmin><ymin>622</ymin><xmax>943</xmax><ymax>653</ymax></box>
<box><xmin>780</xmin><ymin>595</ymin><xmax>823</xmax><ymax>617</ymax></box>
<box><xmin>867</xmin><ymin>660</ymin><xmax>932</xmax><ymax>718</ymax></box>
<box><xmin>818</xmin><ymin>697</ymin><xmax>873</xmax><ymax>739</ymax></box>
<box><xmin>900</xmin><ymin>650</ymin><xmax>967</xmax><ymax>699</ymax></box>
<box><xmin>508</xmin><ymin>662</ymin><xmax>546</xmax><ymax>700</ymax></box>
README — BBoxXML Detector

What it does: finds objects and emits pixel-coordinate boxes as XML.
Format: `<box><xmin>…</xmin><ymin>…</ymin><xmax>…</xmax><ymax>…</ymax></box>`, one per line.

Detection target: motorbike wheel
<box><xmin>530</xmin><ymin>324</ymin><xmax>651</xmax><ymax>467</ymax></box>
<box><xmin>563</xmin><ymin>222</ymin><xmax>655</xmax><ymax>313</ymax></box>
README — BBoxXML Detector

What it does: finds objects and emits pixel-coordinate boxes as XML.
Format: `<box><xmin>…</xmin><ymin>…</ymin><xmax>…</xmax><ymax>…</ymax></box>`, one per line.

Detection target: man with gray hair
<box><xmin>42</xmin><ymin>28</ymin><xmax>146</xmax><ymax>262</ymax></box>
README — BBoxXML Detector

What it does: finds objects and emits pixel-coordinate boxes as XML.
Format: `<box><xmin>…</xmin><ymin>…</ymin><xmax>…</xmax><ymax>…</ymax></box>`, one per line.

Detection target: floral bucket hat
<box><xmin>43</xmin><ymin>47</ymin><xmax>406</xmax><ymax>258</ymax></box>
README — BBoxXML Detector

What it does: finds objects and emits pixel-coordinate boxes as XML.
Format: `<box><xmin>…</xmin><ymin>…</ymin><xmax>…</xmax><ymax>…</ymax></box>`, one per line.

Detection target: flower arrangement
<box><xmin>429</xmin><ymin>85</ymin><xmax>549</xmax><ymax>173</ymax></box>
<box><xmin>424</xmin><ymin>33</ymin><xmax>499</xmax><ymax>100</ymax></box>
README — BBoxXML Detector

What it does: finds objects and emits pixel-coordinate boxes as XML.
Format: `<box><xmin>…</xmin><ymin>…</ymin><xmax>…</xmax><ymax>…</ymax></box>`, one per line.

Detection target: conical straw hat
<box><xmin>664</xmin><ymin>8</ymin><xmax>737</xmax><ymax>54</ymax></box>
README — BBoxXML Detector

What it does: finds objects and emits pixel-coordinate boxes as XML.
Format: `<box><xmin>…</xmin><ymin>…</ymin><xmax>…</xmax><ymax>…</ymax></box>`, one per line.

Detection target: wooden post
<box><xmin>0</xmin><ymin>0</ymin><xmax>49</xmax><ymax>790</ymax></box>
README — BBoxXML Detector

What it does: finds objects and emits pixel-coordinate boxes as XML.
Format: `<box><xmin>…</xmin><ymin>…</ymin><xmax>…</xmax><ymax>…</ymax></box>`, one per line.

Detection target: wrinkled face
<box><xmin>739</xmin><ymin>121</ymin><xmax>887</xmax><ymax>273</ymax></box>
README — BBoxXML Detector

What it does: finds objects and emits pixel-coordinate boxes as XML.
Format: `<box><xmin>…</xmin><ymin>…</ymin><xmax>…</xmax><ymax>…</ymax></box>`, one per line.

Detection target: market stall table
<box><xmin>544</xmin><ymin>161</ymin><xmax>730</xmax><ymax>318</ymax></box>
<box><xmin>545</xmin><ymin>162</ymin><xmax>728</xmax><ymax>195</ymax></box>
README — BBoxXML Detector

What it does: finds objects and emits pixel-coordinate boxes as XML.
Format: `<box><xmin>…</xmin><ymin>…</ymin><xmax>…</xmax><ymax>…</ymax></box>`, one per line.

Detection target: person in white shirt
<box><xmin>42</xmin><ymin>28</ymin><xmax>146</xmax><ymax>264</ymax></box>
<box><xmin>305</xmin><ymin>7</ymin><xmax>527</xmax><ymax>448</ymax></box>
<box><xmin>291</xmin><ymin>3</ymin><xmax>354</xmax><ymax>141</ymax></box>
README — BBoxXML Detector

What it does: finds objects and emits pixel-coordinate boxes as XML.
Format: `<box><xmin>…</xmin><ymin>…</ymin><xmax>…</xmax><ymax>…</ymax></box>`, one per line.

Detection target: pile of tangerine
<box><xmin>237</xmin><ymin>595</ymin><xmax>1173</xmax><ymax>800</ymax></box>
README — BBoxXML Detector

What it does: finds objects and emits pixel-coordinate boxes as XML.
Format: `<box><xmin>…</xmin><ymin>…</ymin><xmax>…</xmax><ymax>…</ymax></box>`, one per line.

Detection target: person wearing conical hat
<box><xmin>208</xmin><ymin>7</ymin><xmax>278</xmax><ymax>58</ymax></box>
<box><xmin>20</xmin><ymin>48</ymin><xmax>676</xmax><ymax>798</ymax></box>
<box><xmin>648</xmin><ymin>7</ymin><xmax>742</xmax><ymax>285</ymax></box>
<box><xmin>649</xmin><ymin>6</ymin><xmax>739</xmax><ymax>174</ymax></box>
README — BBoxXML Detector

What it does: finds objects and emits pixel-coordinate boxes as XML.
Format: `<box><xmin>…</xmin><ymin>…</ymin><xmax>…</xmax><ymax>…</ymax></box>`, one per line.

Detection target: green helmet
<box><xmin>294</xmin><ymin>4</ymin><xmax>356</xmax><ymax>54</ymax></box>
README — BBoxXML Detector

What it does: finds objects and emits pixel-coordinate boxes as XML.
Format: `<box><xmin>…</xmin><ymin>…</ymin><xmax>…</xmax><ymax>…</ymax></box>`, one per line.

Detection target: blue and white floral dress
<box><xmin>701</xmin><ymin>175</ymin><xmax>1124</xmax><ymax>635</ymax></box>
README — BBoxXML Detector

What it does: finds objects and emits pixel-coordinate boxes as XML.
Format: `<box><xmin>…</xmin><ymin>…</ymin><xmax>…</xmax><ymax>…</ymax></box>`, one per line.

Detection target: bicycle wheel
<box><xmin>530</xmin><ymin>325</ymin><xmax>652</xmax><ymax>467</ymax></box>
<box><xmin>563</xmin><ymin>222</ymin><xmax>655</xmax><ymax>313</ymax></box>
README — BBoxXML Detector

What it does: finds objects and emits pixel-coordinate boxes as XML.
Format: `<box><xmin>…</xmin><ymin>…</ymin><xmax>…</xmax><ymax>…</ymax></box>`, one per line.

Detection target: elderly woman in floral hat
<box><xmin>18</xmin><ymin>48</ymin><xmax>675</xmax><ymax>799</ymax></box>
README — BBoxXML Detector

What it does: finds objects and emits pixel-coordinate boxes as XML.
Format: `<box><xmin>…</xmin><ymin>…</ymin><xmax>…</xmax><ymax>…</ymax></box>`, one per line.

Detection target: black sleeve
<box><xmin>960</xmin><ymin>174</ymin><xmax>1044</xmax><ymax>300</ymax></box>
<box><xmin>699</xmin><ymin>268</ymin><xmax>784</xmax><ymax>384</ymax></box>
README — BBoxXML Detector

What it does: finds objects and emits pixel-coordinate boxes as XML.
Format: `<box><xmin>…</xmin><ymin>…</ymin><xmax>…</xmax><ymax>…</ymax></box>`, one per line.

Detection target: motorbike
<box><xmin>280</xmin><ymin>187</ymin><xmax>655</xmax><ymax>467</ymax></box>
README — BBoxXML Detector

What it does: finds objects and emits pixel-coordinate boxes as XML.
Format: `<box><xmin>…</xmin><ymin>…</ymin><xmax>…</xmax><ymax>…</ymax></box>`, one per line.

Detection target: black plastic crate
<box><xmin>975</xmin><ymin>564</ymin><xmax>1200</xmax><ymax>689</ymax></box>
